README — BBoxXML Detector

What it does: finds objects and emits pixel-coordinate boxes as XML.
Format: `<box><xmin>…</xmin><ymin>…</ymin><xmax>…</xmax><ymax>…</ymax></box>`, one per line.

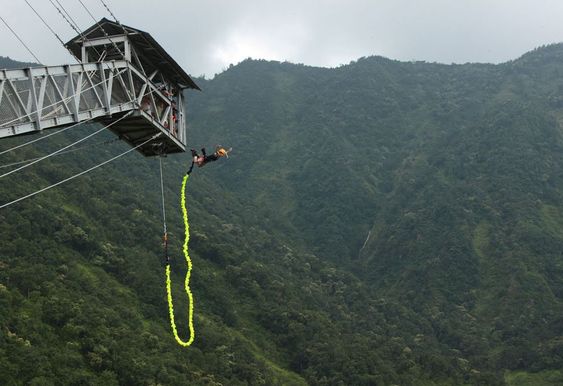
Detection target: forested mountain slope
<box><xmin>2</xmin><ymin>45</ymin><xmax>563</xmax><ymax>385</ymax></box>
<box><xmin>189</xmin><ymin>44</ymin><xmax>563</xmax><ymax>384</ymax></box>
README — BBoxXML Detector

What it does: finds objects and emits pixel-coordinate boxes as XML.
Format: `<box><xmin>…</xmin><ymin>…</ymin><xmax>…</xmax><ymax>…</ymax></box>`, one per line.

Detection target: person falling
<box><xmin>187</xmin><ymin>146</ymin><xmax>231</xmax><ymax>174</ymax></box>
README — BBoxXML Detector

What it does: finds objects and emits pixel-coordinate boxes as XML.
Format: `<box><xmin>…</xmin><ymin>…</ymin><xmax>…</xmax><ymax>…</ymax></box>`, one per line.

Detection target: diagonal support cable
<box><xmin>0</xmin><ymin>132</ymin><xmax>162</xmax><ymax>209</ymax></box>
<box><xmin>0</xmin><ymin>16</ymin><xmax>41</xmax><ymax>63</ymax></box>
<box><xmin>0</xmin><ymin>111</ymin><xmax>132</xmax><ymax>179</ymax></box>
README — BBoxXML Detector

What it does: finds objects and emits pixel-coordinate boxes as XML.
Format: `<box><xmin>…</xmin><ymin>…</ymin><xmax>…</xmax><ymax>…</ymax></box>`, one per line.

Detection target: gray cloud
<box><xmin>2</xmin><ymin>0</ymin><xmax>563</xmax><ymax>77</ymax></box>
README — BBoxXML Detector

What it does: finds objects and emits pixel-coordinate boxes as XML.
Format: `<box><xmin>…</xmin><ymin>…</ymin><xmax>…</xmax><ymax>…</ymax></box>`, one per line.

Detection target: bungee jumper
<box><xmin>187</xmin><ymin>146</ymin><xmax>231</xmax><ymax>174</ymax></box>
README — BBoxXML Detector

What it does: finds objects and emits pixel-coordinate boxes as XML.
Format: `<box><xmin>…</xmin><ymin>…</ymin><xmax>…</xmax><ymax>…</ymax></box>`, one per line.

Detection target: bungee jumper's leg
<box><xmin>187</xmin><ymin>160</ymin><xmax>195</xmax><ymax>175</ymax></box>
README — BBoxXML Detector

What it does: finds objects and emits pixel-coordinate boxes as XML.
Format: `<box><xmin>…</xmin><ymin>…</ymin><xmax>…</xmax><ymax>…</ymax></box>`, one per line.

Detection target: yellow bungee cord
<box><xmin>164</xmin><ymin>172</ymin><xmax>195</xmax><ymax>347</ymax></box>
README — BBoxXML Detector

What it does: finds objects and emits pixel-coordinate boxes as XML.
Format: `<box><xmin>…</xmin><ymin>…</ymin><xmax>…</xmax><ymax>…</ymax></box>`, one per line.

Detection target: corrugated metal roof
<box><xmin>65</xmin><ymin>18</ymin><xmax>200</xmax><ymax>90</ymax></box>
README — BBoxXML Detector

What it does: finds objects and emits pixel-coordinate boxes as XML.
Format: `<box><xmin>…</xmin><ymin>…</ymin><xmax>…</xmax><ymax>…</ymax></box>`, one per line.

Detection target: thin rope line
<box><xmin>0</xmin><ymin>133</ymin><xmax>161</xmax><ymax>209</ymax></box>
<box><xmin>48</xmin><ymin>0</ymin><xmax>103</xmax><ymax>60</ymax></box>
<box><xmin>98</xmin><ymin>0</ymin><xmax>132</xmax><ymax>53</ymax></box>
<box><xmin>0</xmin><ymin>16</ymin><xmax>41</xmax><ymax>63</ymax></box>
<box><xmin>24</xmin><ymin>0</ymin><xmax>66</xmax><ymax>48</ymax></box>
<box><xmin>48</xmin><ymin>0</ymin><xmax>82</xmax><ymax>38</ymax></box>
<box><xmin>159</xmin><ymin>156</ymin><xmax>167</xmax><ymax>234</ymax></box>
<box><xmin>78</xmin><ymin>0</ymin><xmax>125</xmax><ymax>57</ymax></box>
<box><xmin>0</xmin><ymin>111</ymin><xmax>132</xmax><ymax>179</ymax></box>
<box><xmin>54</xmin><ymin>0</ymin><xmax>82</xmax><ymax>33</ymax></box>
<box><xmin>99</xmin><ymin>0</ymin><xmax>119</xmax><ymax>22</ymax></box>
<box><xmin>0</xmin><ymin>138</ymin><xmax>119</xmax><ymax>169</ymax></box>
<box><xmin>0</xmin><ymin>118</ymin><xmax>95</xmax><ymax>156</ymax></box>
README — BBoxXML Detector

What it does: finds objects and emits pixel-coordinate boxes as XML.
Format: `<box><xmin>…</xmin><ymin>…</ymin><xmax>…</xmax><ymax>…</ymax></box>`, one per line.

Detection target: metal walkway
<box><xmin>0</xmin><ymin>60</ymin><xmax>186</xmax><ymax>156</ymax></box>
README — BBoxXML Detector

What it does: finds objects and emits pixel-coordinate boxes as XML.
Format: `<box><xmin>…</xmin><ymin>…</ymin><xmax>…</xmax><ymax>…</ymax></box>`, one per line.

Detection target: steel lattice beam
<box><xmin>0</xmin><ymin>60</ymin><xmax>186</xmax><ymax>154</ymax></box>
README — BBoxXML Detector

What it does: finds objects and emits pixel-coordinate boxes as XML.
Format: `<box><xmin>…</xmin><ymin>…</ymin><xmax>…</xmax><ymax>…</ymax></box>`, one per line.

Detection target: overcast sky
<box><xmin>2</xmin><ymin>0</ymin><xmax>563</xmax><ymax>77</ymax></box>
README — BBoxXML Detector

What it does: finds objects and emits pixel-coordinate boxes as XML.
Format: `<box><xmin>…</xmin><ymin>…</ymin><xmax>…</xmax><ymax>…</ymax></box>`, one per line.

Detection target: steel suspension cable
<box><xmin>0</xmin><ymin>118</ymin><xmax>95</xmax><ymax>156</ymax></box>
<box><xmin>98</xmin><ymin>0</ymin><xmax>130</xmax><ymax>40</ymax></box>
<box><xmin>54</xmin><ymin>0</ymin><xmax>83</xmax><ymax>33</ymax></box>
<box><xmin>0</xmin><ymin>132</ymin><xmax>162</xmax><ymax>210</ymax></box>
<box><xmin>78</xmin><ymin>0</ymin><xmax>125</xmax><ymax>58</ymax></box>
<box><xmin>99</xmin><ymin>0</ymin><xmax>119</xmax><ymax>22</ymax></box>
<box><xmin>24</xmin><ymin>0</ymin><xmax>67</xmax><ymax>48</ymax></box>
<box><xmin>0</xmin><ymin>15</ymin><xmax>41</xmax><ymax>63</ymax></box>
<box><xmin>159</xmin><ymin>156</ymin><xmax>167</xmax><ymax>237</ymax></box>
<box><xmin>47</xmin><ymin>0</ymin><xmax>104</xmax><ymax>61</ymax></box>
<box><xmin>0</xmin><ymin>138</ymin><xmax>119</xmax><ymax>170</ymax></box>
<box><xmin>48</xmin><ymin>0</ymin><xmax>82</xmax><ymax>38</ymax></box>
<box><xmin>0</xmin><ymin>111</ymin><xmax>132</xmax><ymax>179</ymax></box>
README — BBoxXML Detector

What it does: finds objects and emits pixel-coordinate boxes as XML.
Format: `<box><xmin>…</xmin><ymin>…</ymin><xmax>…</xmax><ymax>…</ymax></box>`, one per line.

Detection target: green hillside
<box><xmin>2</xmin><ymin>46</ymin><xmax>563</xmax><ymax>385</ymax></box>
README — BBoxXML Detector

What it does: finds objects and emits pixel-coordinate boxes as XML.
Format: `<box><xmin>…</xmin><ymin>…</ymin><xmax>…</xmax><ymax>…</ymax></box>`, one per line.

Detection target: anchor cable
<box><xmin>0</xmin><ymin>133</ymin><xmax>161</xmax><ymax>209</ymax></box>
<box><xmin>0</xmin><ymin>112</ymin><xmax>132</xmax><ymax>179</ymax></box>
<box><xmin>0</xmin><ymin>15</ymin><xmax>41</xmax><ymax>63</ymax></box>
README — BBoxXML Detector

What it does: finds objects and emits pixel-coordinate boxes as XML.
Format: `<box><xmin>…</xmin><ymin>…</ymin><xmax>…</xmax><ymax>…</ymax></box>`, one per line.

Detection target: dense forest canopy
<box><xmin>2</xmin><ymin>45</ymin><xmax>563</xmax><ymax>385</ymax></box>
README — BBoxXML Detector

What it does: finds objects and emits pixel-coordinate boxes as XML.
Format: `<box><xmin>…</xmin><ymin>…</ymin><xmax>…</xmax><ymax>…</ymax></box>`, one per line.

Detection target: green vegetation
<box><xmin>0</xmin><ymin>56</ymin><xmax>37</xmax><ymax>69</ymax></box>
<box><xmin>506</xmin><ymin>370</ymin><xmax>563</xmax><ymax>386</ymax></box>
<box><xmin>2</xmin><ymin>46</ymin><xmax>563</xmax><ymax>384</ymax></box>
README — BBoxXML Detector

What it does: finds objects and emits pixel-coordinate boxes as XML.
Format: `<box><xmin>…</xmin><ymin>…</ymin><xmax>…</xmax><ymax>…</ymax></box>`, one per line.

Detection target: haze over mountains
<box><xmin>2</xmin><ymin>45</ymin><xmax>563</xmax><ymax>385</ymax></box>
